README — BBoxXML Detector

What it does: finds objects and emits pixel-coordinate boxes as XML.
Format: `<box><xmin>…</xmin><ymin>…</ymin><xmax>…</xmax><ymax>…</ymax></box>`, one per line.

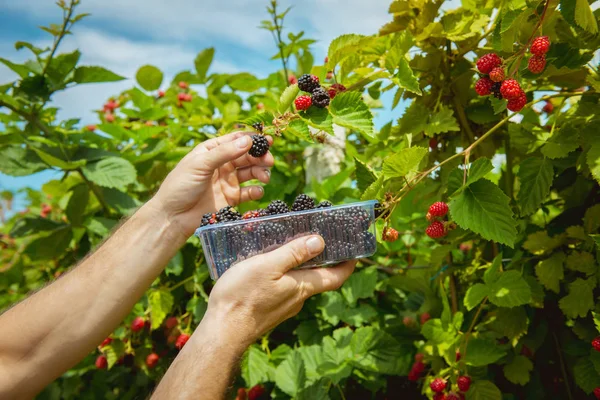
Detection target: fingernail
<box><xmin>256</xmin><ymin>186</ymin><xmax>264</xmax><ymax>194</ymax></box>
<box><xmin>236</xmin><ymin>136</ymin><xmax>250</xmax><ymax>148</ymax></box>
<box><xmin>306</xmin><ymin>236</ymin><xmax>323</xmax><ymax>253</ymax></box>
<box><xmin>264</xmin><ymin>169</ymin><xmax>271</xmax><ymax>177</ymax></box>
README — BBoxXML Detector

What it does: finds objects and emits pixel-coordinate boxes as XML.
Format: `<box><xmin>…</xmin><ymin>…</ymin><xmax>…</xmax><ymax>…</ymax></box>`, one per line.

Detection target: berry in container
<box><xmin>195</xmin><ymin>200</ymin><xmax>378</xmax><ymax>280</ymax></box>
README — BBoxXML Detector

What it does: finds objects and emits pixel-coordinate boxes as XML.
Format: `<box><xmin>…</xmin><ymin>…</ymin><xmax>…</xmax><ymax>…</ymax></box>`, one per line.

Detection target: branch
<box><xmin>0</xmin><ymin>100</ymin><xmax>53</xmax><ymax>136</ymax></box>
<box><xmin>41</xmin><ymin>0</ymin><xmax>77</xmax><ymax>78</ymax></box>
<box><xmin>270</xmin><ymin>2</ymin><xmax>290</xmax><ymax>86</ymax></box>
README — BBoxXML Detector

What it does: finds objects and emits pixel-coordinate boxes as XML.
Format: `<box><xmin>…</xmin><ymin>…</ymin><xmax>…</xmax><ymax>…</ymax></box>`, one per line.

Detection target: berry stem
<box><xmin>266</xmin><ymin>1</ymin><xmax>290</xmax><ymax>87</ymax></box>
<box><xmin>461</xmin><ymin>297</ymin><xmax>488</xmax><ymax>368</ymax></box>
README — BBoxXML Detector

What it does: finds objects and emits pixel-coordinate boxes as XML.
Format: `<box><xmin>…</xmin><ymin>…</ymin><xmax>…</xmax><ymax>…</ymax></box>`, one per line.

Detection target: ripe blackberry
<box><xmin>476</xmin><ymin>53</ymin><xmax>501</xmax><ymax>74</ymax></box>
<box><xmin>316</xmin><ymin>200</ymin><xmax>333</xmax><ymax>208</ymax></box>
<box><xmin>216</xmin><ymin>206</ymin><xmax>242</xmax><ymax>222</ymax></box>
<box><xmin>361</xmin><ymin>231</ymin><xmax>377</xmax><ymax>254</ymax></box>
<box><xmin>500</xmin><ymin>79</ymin><xmax>522</xmax><ymax>99</ymax></box>
<box><xmin>295</xmin><ymin>95</ymin><xmax>312</xmax><ymax>111</ymax></box>
<box><xmin>291</xmin><ymin>194</ymin><xmax>315</xmax><ymax>211</ymax></box>
<box><xmin>251</xmin><ymin>122</ymin><xmax>263</xmax><ymax>133</ymax></box>
<box><xmin>528</xmin><ymin>55</ymin><xmax>546</xmax><ymax>74</ymax></box>
<box><xmin>490</xmin><ymin>82</ymin><xmax>502</xmax><ymax>99</ymax></box>
<box><xmin>475</xmin><ymin>77</ymin><xmax>493</xmax><ymax>96</ymax></box>
<box><xmin>489</xmin><ymin>67</ymin><xmax>505</xmax><ymax>82</ymax></box>
<box><xmin>374</xmin><ymin>201</ymin><xmax>387</xmax><ymax>219</ymax></box>
<box><xmin>242</xmin><ymin>209</ymin><xmax>268</xmax><ymax>219</ymax></box>
<box><xmin>507</xmin><ymin>91</ymin><xmax>527</xmax><ymax>112</ymax></box>
<box><xmin>530</xmin><ymin>36</ymin><xmax>550</xmax><ymax>56</ymax></box>
<box><xmin>298</xmin><ymin>74</ymin><xmax>320</xmax><ymax>93</ymax></box>
<box><xmin>267</xmin><ymin>200</ymin><xmax>289</xmax><ymax>215</ymax></box>
<box><xmin>311</xmin><ymin>87</ymin><xmax>330</xmax><ymax>108</ymax></box>
<box><xmin>248</xmin><ymin>134</ymin><xmax>270</xmax><ymax>158</ymax></box>
<box><xmin>201</xmin><ymin>212</ymin><xmax>218</xmax><ymax>227</ymax></box>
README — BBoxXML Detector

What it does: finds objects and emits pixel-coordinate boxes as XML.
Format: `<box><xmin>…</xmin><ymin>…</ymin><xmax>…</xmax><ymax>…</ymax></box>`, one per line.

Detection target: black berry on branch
<box><xmin>530</xmin><ymin>36</ymin><xmax>550</xmax><ymax>56</ymax></box>
<box><xmin>500</xmin><ymin>79</ymin><xmax>522</xmax><ymax>99</ymax></box>
<box><xmin>475</xmin><ymin>77</ymin><xmax>493</xmax><ymax>96</ymax></box>
<box><xmin>491</xmin><ymin>82</ymin><xmax>503</xmax><ymax>99</ymax></box>
<box><xmin>291</xmin><ymin>194</ymin><xmax>316</xmax><ymax>211</ymax></box>
<box><xmin>267</xmin><ymin>200</ymin><xmax>289</xmax><ymax>215</ymax></box>
<box><xmin>217</xmin><ymin>206</ymin><xmax>242</xmax><ymax>222</ymax></box>
<box><xmin>248</xmin><ymin>134</ymin><xmax>270</xmax><ymax>158</ymax></box>
<box><xmin>311</xmin><ymin>87</ymin><xmax>330</xmax><ymax>108</ymax></box>
<box><xmin>528</xmin><ymin>55</ymin><xmax>546</xmax><ymax>74</ymax></box>
<box><xmin>298</xmin><ymin>74</ymin><xmax>320</xmax><ymax>93</ymax></box>
<box><xmin>294</xmin><ymin>95</ymin><xmax>312</xmax><ymax>111</ymax></box>
<box><xmin>476</xmin><ymin>53</ymin><xmax>501</xmax><ymax>74</ymax></box>
<box><xmin>489</xmin><ymin>67</ymin><xmax>505</xmax><ymax>82</ymax></box>
<box><xmin>251</xmin><ymin>122</ymin><xmax>263</xmax><ymax>133</ymax></box>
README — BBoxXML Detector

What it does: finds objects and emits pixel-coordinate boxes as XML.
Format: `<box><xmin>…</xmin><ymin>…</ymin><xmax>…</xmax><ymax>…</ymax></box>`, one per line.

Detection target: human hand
<box><xmin>150</xmin><ymin>131</ymin><xmax>274</xmax><ymax>237</ymax></box>
<box><xmin>203</xmin><ymin>235</ymin><xmax>356</xmax><ymax>347</ymax></box>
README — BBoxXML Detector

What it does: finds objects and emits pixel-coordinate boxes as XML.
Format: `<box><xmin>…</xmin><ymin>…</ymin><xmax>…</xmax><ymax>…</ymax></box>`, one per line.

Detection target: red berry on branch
<box><xmin>105</xmin><ymin>113</ymin><xmax>115</xmax><ymax>123</ymax></box>
<box><xmin>95</xmin><ymin>355</ymin><xmax>108</xmax><ymax>369</ymax></box>
<box><xmin>474</xmin><ymin>77</ymin><xmax>493</xmax><ymax>96</ymax></box>
<box><xmin>500</xmin><ymin>79</ymin><xmax>522</xmax><ymax>99</ymax></box>
<box><xmin>146</xmin><ymin>353</ymin><xmax>159</xmax><ymax>368</ymax></box>
<box><xmin>157</xmin><ymin>90</ymin><xmax>165</xmax><ymax>98</ymax></box>
<box><xmin>165</xmin><ymin>316</ymin><xmax>178</xmax><ymax>330</ymax></box>
<box><xmin>103</xmin><ymin>99</ymin><xmax>119</xmax><ymax>112</ymax></box>
<box><xmin>521</xmin><ymin>345</ymin><xmax>533</xmax><ymax>358</ymax></box>
<box><xmin>236</xmin><ymin>388</ymin><xmax>248</xmax><ymax>400</ymax></box>
<box><xmin>247</xmin><ymin>384</ymin><xmax>266</xmax><ymax>400</ymax></box>
<box><xmin>428</xmin><ymin>202</ymin><xmax>449</xmax><ymax>217</ymax></box>
<box><xmin>594</xmin><ymin>387</ymin><xmax>600</xmax><ymax>399</ymax></box>
<box><xmin>446</xmin><ymin>393</ymin><xmax>461</xmax><ymax>400</ymax></box>
<box><xmin>408</xmin><ymin>370</ymin><xmax>420</xmax><ymax>381</ymax></box>
<box><xmin>528</xmin><ymin>55</ymin><xmax>546</xmax><ymax>74</ymax></box>
<box><xmin>476</xmin><ymin>53</ymin><xmax>501</xmax><ymax>74</ymax></box>
<box><xmin>175</xmin><ymin>333</ymin><xmax>191</xmax><ymax>350</ymax></box>
<box><xmin>530</xmin><ymin>36</ymin><xmax>550</xmax><ymax>56</ymax></box>
<box><xmin>507</xmin><ymin>91</ymin><xmax>527</xmax><ymax>112</ymax></box>
<box><xmin>294</xmin><ymin>95</ymin><xmax>312</xmax><ymax>111</ymax></box>
<box><xmin>178</xmin><ymin>81</ymin><xmax>189</xmax><ymax>89</ymax></box>
<box><xmin>415</xmin><ymin>353</ymin><xmax>424</xmax><ymax>362</ymax></box>
<box><xmin>413</xmin><ymin>360</ymin><xmax>426</xmax><ymax>373</ymax></box>
<box><xmin>85</xmin><ymin>124</ymin><xmax>97</xmax><ymax>132</ymax></box>
<box><xmin>131</xmin><ymin>316</ymin><xmax>145</xmax><ymax>332</ymax></box>
<box><xmin>429</xmin><ymin>137</ymin><xmax>438</xmax><ymax>149</ymax></box>
<box><xmin>403</xmin><ymin>316</ymin><xmax>416</xmax><ymax>327</ymax></box>
<box><xmin>426</xmin><ymin>212</ymin><xmax>435</xmax><ymax>222</ymax></box>
<box><xmin>433</xmin><ymin>394</ymin><xmax>446</xmax><ymax>400</ymax></box>
<box><xmin>100</xmin><ymin>337</ymin><xmax>112</xmax><ymax>347</ymax></box>
<box><xmin>383</xmin><ymin>227</ymin><xmax>399</xmax><ymax>242</ymax></box>
<box><xmin>459</xmin><ymin>242</ymin><xmax>472</xmax><ymax>253</ymax></box>
<box><xmin>289</xmin><ymin>75</ymin><xmax>297</xmax><ymax>85</ymax></box>
<box><xmin>256</xmin><ymin>102</ymin><xmax>264</xmax><ymax>110</ymax></box>
<box><xmin>542</xmin><ymin>101</ymin><xmax>554</xmax><ymax>113</ymax></box>
<box><xmin>592</xmin><ymin>336</ymin><xmax>600</xmax><ymax>352</ymax></box>
<box><xmin>489</xmin><ymin>67</ymin><xmax>505</xmax><ymax>82</ymax></box>
<box><xmin>426</xmin><ymin>221</ymin><xmax>447</xmax><ymax>239</ymax></box>
<box><xmin>455</xmin><ymin>350</ymin><xmax>462</xmax><ymax>361</ymax></box>
<box><xmin>326</xmin><ymin>71</ymin><xmax>333</xmax><ymax>80</ymax></box>
<box><xmin>457</xmin><ymin>376</ymin><xmax>471</xmax><ymax>392</ymax></box>
<box><xmin>430</xmin><ymin>377</ymin><xmax>447</xmax><ymax>393</ymax></box>
<box><xmin>324</xmin><ymin>56</ymin><xmax>329</xmax><ymax>63</ymax></box>
<box><xmin>420</xmin><ymin>312</ymin><xmax>431</xmax><ymax>324</ymax></box>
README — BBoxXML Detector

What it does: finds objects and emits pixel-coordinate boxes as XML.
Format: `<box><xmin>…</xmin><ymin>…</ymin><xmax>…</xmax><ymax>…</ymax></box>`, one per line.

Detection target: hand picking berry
<box><xmin>528</xmin><ymin>55</ymin><xmax>546</xmax><ymax>74</ymax></box>
<box><xmin>489</xmin><ymin>67</ymin><xmax>505</xmax><ymax>82</ymax></box>
<box><xmin>294</xmin><ymin>95</ymin><xmax>312</xmax><ymax>111</ymax></box>
<box><xmin>248</xmin><ymin>135</ymin><xmax>270</xmax><ymax>158</ymax></box>
<box><xmin>426</xmin><ymin>221</ymin><xmax>447</xmax><ymax>239</ymax></box>
<box><xmin>530</xmin><ymin>36</ymin><xmax>550</xmax><ymax>56</ymax></box>
<box><xmin>457</xmin><ymin>376</ymin><xmax>471</xmax><ymax>392</ymax></box>
<box><xmin>476</xmin><ymin>53</ymin><xmax>502</xmax><ymax>74</ymax></box>
<box><xmin>428</xmin><ymin>202</ymin><xmax>449</xmax><ymax>217</ymax></box>
<box><xmin>430</xmin><ymin>377</ymin><xmax>447</xmax><ymax>393</ymax></box>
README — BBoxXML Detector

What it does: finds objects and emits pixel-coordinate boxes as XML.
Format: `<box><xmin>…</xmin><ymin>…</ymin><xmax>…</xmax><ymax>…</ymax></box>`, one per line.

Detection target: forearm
<box><xmin>152</xmin><ymin>310</ymin><xmax>248</xmax><ymax>400</ymax></box>
<box><xmin>0</xmin><ymin>199</ymin><xmax>187</xmax><ymax>399</ymax></box>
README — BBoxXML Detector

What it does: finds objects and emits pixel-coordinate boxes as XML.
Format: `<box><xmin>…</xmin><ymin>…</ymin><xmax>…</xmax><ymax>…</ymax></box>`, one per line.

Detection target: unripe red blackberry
<box><xmin>530</xmin><ymin>36</ymin><xmax>550</xmax><ymax>56</ymax></box>
<box><xmin>294</xmin><ymin>95</ymin><xmax>312</xmax><ymax>111</ymax></box>
<box><xmin>433</xmin><ymin>394</ymin><xmax>447</xmax><ymax>400</ymax></box>
<box><xmin>100</xmin><ymin>337</ymin><xmax>112</xmax><ymax>347</ymax></box>
<box><xmin>178</xmin><ymin>81</ymin><xmax>189</xmax><ymax>89</ymax></box>
<box><xmin>415</xmin><ymin>353</ymin><xmax>424</xmax><ymax>362</ymax></box>
<box><xmin>288</xmin><ymin>75</ymin><xmax>297</xmax><ymax>85</ymax></box>
<box><xmin>457</xmin><ymin>376</ymin><xmax>472</xmax><ymax>392</ymax></box>
<box><xmin>592</xmin><ymin>336</ymin><xmax>600</xmax><ymax>352</ymax></box>
<box><xmin>426</xmin><ymin>221</ymin><xmax>447</xmax><ymax>239</ymax></box>
<box><xmin>165</xmin><ymin>317</ymin><xmax>178</xmax><ymax>330</ymax></box>
<box><xmin>383</xmin><ymin>227</ymin><xmax>399</xmax><ymax>242</ymax></box>
<box><xmin>247</xmin><ymin>384</ymin><xmax>266</xmax><ymax>400</ymax></box>
<box><xmin>594</xmin><ymin>387</ymin><xmax>600</xmax><ymax>399</ymax></box>
<box><xmin>475</xmin><ymin>77</ymin><xmax>493</xmax><ymax>96</ymax></box>
<box><xmin>500</xmin><ymin>79</ymin><xmax>522</xmax><ymax>99</ymax></box>
<box><xmin>528</xmin><ymin>55</ymin><xmax>546</xmax><ymax>74</ymax></box>
<box><xmin>420</xmin><ymin>312</ymin><xmax>431</xmax><ymax>324</ymax></box>
<box><xmin>428</xmin><ymin>202</ymin><xmax>449</xmax><ymax>217</ymax></box>
<box><xmin>542</xmin><ymin>101</ymin><xmax>554</xmax><ymax>113</ymax></box>
<box><xmin>430</xmin><ymin>377</ymin><xmax>447</xmax><ymax>393</ymax></box>
<box><xmin>95</xmin><ymin>355</ymin><xmax>108</xmax><ymax>369</ymax></box>
<box><xmin>146</xmin><ymin>353</ymin><xmax>159</xmax><ymax>368</ymax></box>
<box><xmin>476</xmin><ymin>53</ymin><xmax>501</xmax><ymax>74</ymax></box>
<box><xmin>507</xmin><ymin>91</ymin><xmax>527</xmax><ymax>112</ymax></box>
<box><xmin>131</xmin><ymin>316</ymin><xmax>145</xmax><ymax>332</ymax></box>
<box><xmin>489</xmin><ymin>67</ymin><xmax>505</xmax><ymax>82</ymax></box>
<box><xmin>175</xmin><ymin>333</ymin><xmax>191</xmax><ymax>350</ymax></box>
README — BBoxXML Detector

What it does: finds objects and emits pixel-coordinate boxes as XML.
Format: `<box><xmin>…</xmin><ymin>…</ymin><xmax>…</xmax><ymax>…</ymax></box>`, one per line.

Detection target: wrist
<box><xmin>141</xmin><ymin>198</ymin><xmax>190</xmax><ymax>246</ymax></box>
<box><xmin>193</xmin><ymin>309</ymin><xmax>254</xmax><ymax>354</ymax></box>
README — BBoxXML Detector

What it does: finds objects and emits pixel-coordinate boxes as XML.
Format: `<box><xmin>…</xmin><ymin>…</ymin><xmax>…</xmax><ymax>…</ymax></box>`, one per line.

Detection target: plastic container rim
<box><xmin>194</xmin><ymin>199</ymin><xmax>378</xmax><ymax>236</ymax></box>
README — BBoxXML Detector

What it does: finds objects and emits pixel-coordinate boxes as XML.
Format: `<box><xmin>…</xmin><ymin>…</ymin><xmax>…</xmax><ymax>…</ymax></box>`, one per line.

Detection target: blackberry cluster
<box><xmin>251</xmin><ymin>122</ymin><xmax>263</xmax><ymax>133</ymax></box>
<box><xmin>201</xmin><ymin>212</ymin><xmax>217</xmax><ymax>227</ymax></box>
<box><xmin>298</xmin><ymin>74</ymin><xmax>320</xmax><ymax>93</ymax></box>
<box><xmin>216</xmin><ymin>206</ymin><xmax>242</xmax><ymax>222</ymax></box>
<box><xmin>248</xmin><ymin>134</ymin><xmax>269</xmax><ymax>158</ymax></box>
<box><xmin>311</xmin><ymin>87</ymin><xmax>330</xmax><ymax>108</ymax></box>
<box><xmin>291</xmin><ymin>194</ymin><xmax>315</xmax><ymax>211</ymax></box>
<box><xmin>267</xmin><ymin>200</ymin><xmax>289</xmax><ymax>215</ymax></box>
<box><xmin>317</xmin><ymin>200</ymin><xmax>333</xmax><ymax>208</ymax></box>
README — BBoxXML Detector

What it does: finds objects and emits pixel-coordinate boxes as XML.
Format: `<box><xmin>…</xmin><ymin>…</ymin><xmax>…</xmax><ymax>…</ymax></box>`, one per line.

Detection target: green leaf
<box><xmin>275</xmin><ymin>350</ymin><xmax>306</xmax><ymax>397</ymax></box>
<box><xmin>464</xmin><ymin>283</ymin><xmax>488</xmax><ymax>311</ymax></box>
<box><xmin>464</xmin><ymin>338</ymin><xmax>507</xmax><ymax>366</ymax></box>
<box><xmin>559</xmin><ymin>278</ymin><xmax>595</xmax><ymax>319</ymax></box>
<box><xmin>361</xmin><ymin>175</ymin><xmax>384</xmax><ymax>201</ymax></box>
<box><xmin>85</xmin><ymin>217</ymin><xmax>117</xmax><ymax>237</ymax></box>
<box><xmin>327</xmin><ymin>34</ymin><xmax>367</xmax><ymax>67</ymax></box>
<box><xmin>382</xmin><ymin>147</ymin><xmax>427</xmax><ymax>179</ymax></box>
<box><xmin>194</xmin><ymin>47</ymin><xmax>215</xmax><ymax>82</ymax></box>
<box><xmin>490</xmin><ymin>307</ymin><xmax>528</xmax><ymax>344</ymax></box>
<box><xmin>535</xmin><ymin>252</ymin><xmax>565</xmax><ymax>293</ymax></box>
<box><xmin>341</xmin><ymin>267</ymin><xmax>378</xmax><ymax>306</ymax></box>
<box><xmin>523</xmin><ymin>231</ymin><xmax>566</xmax><ymax>255</ymax></box>
<box><xmin>296</xmin><ymin>379</ymin><xmax>330</xmax><ymax>400</ymax></box>
<box><xmin>186</xmin><ymin>296</ymin><xmax>207</xmax><ymax>324</ymax></box>
<box><xmin>350</xmin><ymin>327</ymin><xmax>411</xmax><ymax>375</ymax></box>
<box><xmin>329</xmin><ymin>92</ymin><xmax>374</xmax><ymax>138</ymax></box>
<box><xmin>575</xmin><ymin>0</ymin><xmax>598</xmax><ymax>34</ymax></box>
<box><xmin>504</xmin><ymin>355</ymin><xmax>533</xmax><ymax>385</ymax></box>
<box><xmin>25</xmin><ymin>226</ymin><xmax>73</xmax><ymax>261</ymax></box>
<box><xmin>286</xmin><ymin>119</ymin><xmax>311</xmax><ymax>142</ymax></box>
<box><xmin>165</xmin><ymin>252</ymin><xmax>183</xmax><ymax>276</ymax></box>
<box><xmin>449</xmin><ymin>179</ymin><xmax>518</xmax><ymax>247</ymax></box>
<box><xmin>424</xmin><ymin>106</ymin><xmax>460</xmax><ymax>137</ymax></box>
<box><xmin>574</xmin><ymin>357</ymin><xmax>600</xmax><ymax>394</ymax></box>
<box><xmin>300</xmin><ymin>107</ymin><xmax>333</xmax><ymax>135</ymax></box>
<box><xmin>484</xmin><ymin>255</ymin><xmax>503</xmax><ymax>285</ymax></box>
<box><xmin>82</xmin><ymin>157</ymin><xmax>137</xmax><ymax>190</ymax></box>
<box><xmin>490</xmin><ymin>96</ymin><xmax>507</xmax><ymax>114</ymax></box>
<box><xmin>30</xmin><ymin>148</ymin><xmax>86</xmax><ymax>170</ymax></box>
<box><xmin>584</xmin><ymin>204</ymin><xmax>600</xmax><ymax>234</ymax></box>
<box><xmin>135</xmin><ymin>65</ymin><xmax>163</xmax><ymax>91</ymax></box>
<box><xmin>278</xmin><ymin>84</ymin><xmax>299</xmax><ymax>113</ymax></box>
<box><xmin>541</xmin><ymin>125</ymin><xmax>579</xmax><ymax>159</ymax></box>
<box><xmin>104</xmin><ymin>341</ymin><xmax>125</xmax><ymax>369</ymax></box>
<box><xmin>317</xmin><ymin>291</ymin><xmax>346</xmax><ymax>326</ymax></box>
<box><xmin>393</xmin><ymin>58</ymin><xmax>421</xmax><ymax>95</ymax></box>
<box><xmin>101</xmin><ymin>188</ymin><xmax>141</xmax><ymax>215</ymax></box>
<box><xmin>588</xmin><ymin>143</ymin><xmax>600</xmax><ymax>185</ymax></box>
<box><xmin>466</xmin><ymin>158</ymin><xmax>494</xmax><ymax>187</ymax></box>
<box><xmin>422</xmin><ymin>319</ymin><xmax>456</xmax><ymax>344</ymax></box>
<box><xmin>355</xmin><ymin>159</ymin><xmax>377</xmax><ymax>192</ymax></box>
<box><xmin>466</xmin><ymin>380</ymin><xmax>502</xmax><ymax>400</ymax></box>
<box><xmin>10</xmin><ymin>217</ymin><xmax>65</xmax><ymax>237</ymax></box>
<box><xmin>487</xmin><ymin>271</ymin><xmax>532</xmax><ymax>308</ymax></box>
<box><xmin>566</xmin><ymin>251</ymin><xmax>597</xmax><ymax>275</ymax></box>
<box><xmin>66</xmin><ymin>184</ymin><xmax>89</xmax><ymax>226</ymax></box>
<box><xmin>341</xmin><ymin>304</ymin><xmax>377</xmax><ymax>327</ymax></box>
<box><xmin>241</xmin><ymin>345</ymin><xmax>273</xmax><ymax>386</ymax></box>
<box><xmin>0</xmin><ymin>58</ymin><xmax>32</xmax><ymax>78</ymax></box>
<box><xmin>517</xmin><ymin>157</ymin><xmax>554</xmax><ymax>215</ymax></box>
<box><xmin>73</xmin><ymin>66</ymin><xmax>125</xmax><ymax>84</ymax></box>
<box><xmin>148</xmin><ymin>289</ymin><xmax>174</xmax><ymax>330</ymax></box>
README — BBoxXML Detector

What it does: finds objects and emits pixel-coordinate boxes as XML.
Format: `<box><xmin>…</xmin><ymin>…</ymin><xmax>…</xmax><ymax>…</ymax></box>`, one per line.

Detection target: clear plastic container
<box><xmin>195</xmin><ymin>200</ymin><xmax>378</xmax><ymax>280</ymax></box>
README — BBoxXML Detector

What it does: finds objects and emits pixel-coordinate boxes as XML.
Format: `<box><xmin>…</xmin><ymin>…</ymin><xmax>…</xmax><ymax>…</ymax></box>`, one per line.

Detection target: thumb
<box><xmin>255</xmin><ymin>235</ymin><xmax>325</xmax><ymax>274</ymax></box>
<box><xmin>201</xmin><ymin>135</ymin><xmax>252</xmax><ymax>170</ymax></box>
